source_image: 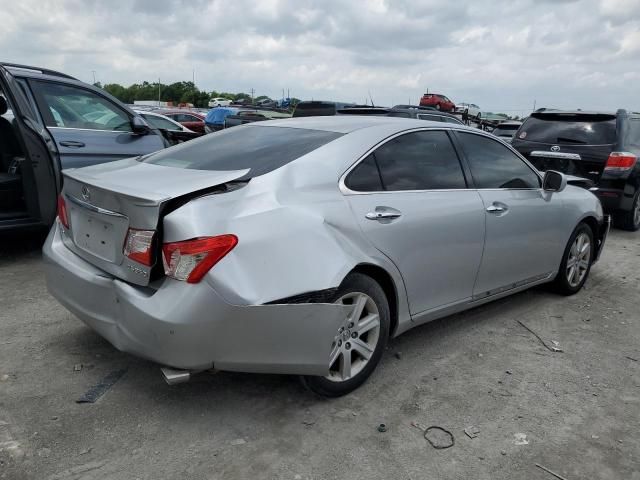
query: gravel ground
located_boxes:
[0,229,639,480]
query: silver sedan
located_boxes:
[43,116,609,396]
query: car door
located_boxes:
[343,129,486,316]
[453,131,566,299]
[29,80,164,169]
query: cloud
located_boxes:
[1,0,638,115]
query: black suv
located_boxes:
[512,109,640,230]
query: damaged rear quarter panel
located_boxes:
[161,131,411,335]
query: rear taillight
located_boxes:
[162,235,238,284]
[605,152,637,173]
[124,228,156,266]
[57,195,69,229]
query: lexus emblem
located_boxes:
[550,145,561,152]
[81,185,91,201]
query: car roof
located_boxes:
[252,115,476,134]
[534,108,617,116]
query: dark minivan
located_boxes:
[512,109,640,230]
[0,63,168,232]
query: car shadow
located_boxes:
[0,229,48,264]
[55,286,558,407]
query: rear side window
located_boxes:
[346,130,466,191]
[457,132,540,189]
[345,155,383,191]
[518,114,616,144]
[141,125,342,177]
[628,118,640,148]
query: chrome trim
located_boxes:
[49,126,135,134]
[338,126,543,195]
[530,151,582,160]
[65,194,128,218]
[471,271,554,301]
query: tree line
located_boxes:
[94,81,297,108]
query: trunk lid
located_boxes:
[61,158,248,286]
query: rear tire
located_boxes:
[613,190,640,231]
[301,273,390,397]
[551,223,594,295]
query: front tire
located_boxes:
[551,223,594,295]
[301,273,390,397]
[614,189,640,231]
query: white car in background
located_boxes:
[208,97,232,107]
[455,103,481,119]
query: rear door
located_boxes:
[343,129,486,316]
[454,131,566,299]
[29,80,165,169]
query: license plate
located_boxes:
[73,212,116,262]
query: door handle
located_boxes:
[486,203,508,214]
[486,205,504,213]
[365,211,402,220]
[59,140,86,148]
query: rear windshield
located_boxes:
[387,111,412,118]
[519,114,616,144]
[293,102,337,117]
[141,125,342,177]
[493,125,519,135]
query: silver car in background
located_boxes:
[44,117,609,396]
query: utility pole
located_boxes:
[91,70,96,84]
[250,88,255,104]
[533,99,537,111]
[158,78,161,106]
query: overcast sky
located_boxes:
[2,0,639,115]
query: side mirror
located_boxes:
[543,170,567,192]
[131,116,150,135]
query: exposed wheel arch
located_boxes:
[580,216,598,237]
[349,264,398,337]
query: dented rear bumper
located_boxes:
[43,223,350,375]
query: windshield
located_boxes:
[140,125,342,177]
[518,114,616,144]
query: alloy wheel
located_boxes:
[566,232,591,287]
[325,292,381,382]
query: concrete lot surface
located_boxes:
[0,229,639,479]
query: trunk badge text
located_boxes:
[550,145,561,152]
[127,264,148,277]
[81,185,91,201]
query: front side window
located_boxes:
[457,132,541,189]
[34,81,131,131]
[346,130,467,191]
